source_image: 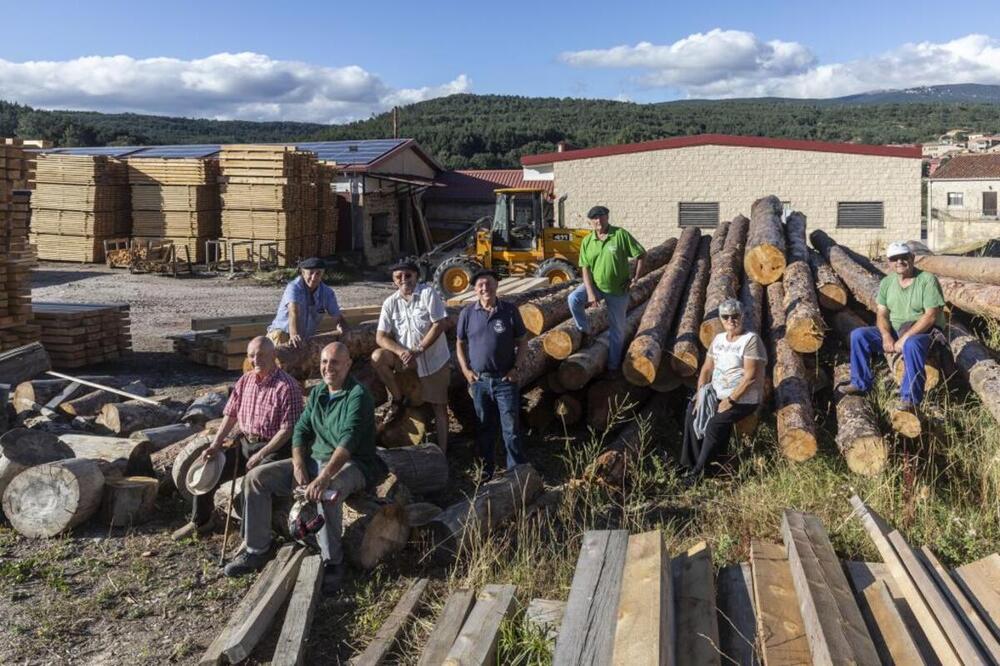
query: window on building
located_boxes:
[836,202,884,229]
[947,192,964,207]
[371,212,391,246]
[678,202,719,228]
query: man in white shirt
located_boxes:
[372,258,452,452]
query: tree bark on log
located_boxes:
[59,433,155,478]
[700,215,749,347]
[739,276,766,336]
[933,274,1000,321]
[809,250,848,311]
[181,390,229,427]
[378,405,429,448]
[745,196,787,285]
[557,304,646,390]
[784,211,810,263]
[376,443,448,495]
[96,400,178,436]
[99,476,158,526]
[913,253,1000,286]
[151,419,223,480]
[588,393,667,488]
[168,430,216,501]
[519,285,578,336]
[810,230,881,312]
[833,363,887,477]
[61,389,121,417]
[782,261,826,353]
[0,428,74,503]
[709,219,730,257]
[426,464,543,561]
[587,376,650,432]
[130,423,201,451]
[0,343,51,388]
[766,282,818,462]
[624,227,702,385]
[12,376,116,414]
[944,319,1000,426]
[2,458,105,538]
[669,237,712,376]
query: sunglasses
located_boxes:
[721,314,741,321]
[889,255,912,263]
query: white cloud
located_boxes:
[0,52,470,123]
[560,30,1000,99]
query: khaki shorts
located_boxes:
[385,353,451,405]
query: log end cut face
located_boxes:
[3,459,105,538]
[669,350,700,377]
[816,284,849,311]
[779,428,818,462]
[844,436,888,477]
[699,319,724,350]
[744,246,786,285]
[890,409,922,439]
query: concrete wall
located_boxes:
[928,178,1000,250]
[549,144,922,257]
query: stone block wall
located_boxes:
[360,189,399,265]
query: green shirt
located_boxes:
[877,270,946,331]
[292,376,385,485]
[578,225,646,295]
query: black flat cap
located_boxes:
[388,258,419,273]
[471,268,500,284]
[587,205,610,219]
[298,257,325,270]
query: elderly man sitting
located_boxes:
[224,342,386,596]
[268,257,347,348]
[172,336,303,540]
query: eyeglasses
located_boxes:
[889,255,912,263]
[720,314,741,321]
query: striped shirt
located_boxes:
[223,368,304,440]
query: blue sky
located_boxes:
[4,0,1000,123]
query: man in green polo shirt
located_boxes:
[567,205,646,375]
[225,342,386,595]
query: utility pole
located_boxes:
[392,106,399,138]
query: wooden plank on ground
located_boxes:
[672,541,720,666]
[862,579,927,665]
[352,578,430,666]
[553,530,629,666]
[750,540,811,666]
[271,553,323,666]
[612,530,675,666]
[716,563,758,666]
[417,588,476,666]
[443,583,516,666]
[920,547,1000,660]
[954,553,1000,649]
[525,599,566,643]
[781,510,880,665]
[44,381,80,410]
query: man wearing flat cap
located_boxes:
[844,241,945,412]
[372,258,452,452]
[568,205,646,376]
[268,257,347,348]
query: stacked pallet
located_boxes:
[31,154,130,262]
[127,157,220,263]
[219,145,321,266]
[32,302,131,368]
[0,140,37,351]
[316,162,338,256]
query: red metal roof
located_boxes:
[430,169,554,200]
[521,133,923,166]
[929,154,1000,179]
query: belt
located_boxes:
[477,372,505,379]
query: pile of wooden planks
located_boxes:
[126,157,221,264]
[0,140,37,351]
[219,145,321,266]
[32,302,131,368]
[30,154,131,262]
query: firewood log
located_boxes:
[931,273,1000,321]
[0,428,74,502]
[669,237,712,376]
[13,376,115,414]
[943,319,1000,427]
[557,303,646,390]
[519,285,578,335]
[181,390,228,427]
[745,196,786,285]
[913,253,1000,286]
[624,227,702,385]
[700,214,749,347]
[766,282,817,461]
[709,219,730,257]
[810,230,881,312]
[2,458,105,537]
[100,476,158,526]
[130,423,200,451]
[169,433,214,502]
[832,364,887,476]
[59,433,155,478]
[809,250,848,311]
[376,443,448,495]
[782,261,825,353]
[61,389,121,417]
[0,343,50,389]
[784,211,810,263]
[96,400,178,435]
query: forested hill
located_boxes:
[5,92,1000,169]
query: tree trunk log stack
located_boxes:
[832,363,887,476]
[587,376,650,433]
[809,250,849,311]
[745,196,787,285]
[943,319,1000,426]
[781,212,825,353]
[558,304,646,391]
[588,393,669,488]
[624,228,702,386]
[810,230,881,312]
[668,237,712,377]
[913,253,1000,286]
[519,285,577,336]
[96,400,178,436]
[12,375,116,415]
[709,219,730,257]
[700,215,749,347]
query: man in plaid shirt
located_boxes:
[172,336,304,540]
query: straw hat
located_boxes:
[185,449,226,495]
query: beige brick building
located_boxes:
[521,134,922,256]
[927,154,1000,250]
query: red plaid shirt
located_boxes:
[223,368,304,440]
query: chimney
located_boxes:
[556,141,570,153]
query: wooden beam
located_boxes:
[443,583,516,666]
[271,553,324,666]
[750,540,811,666]
[417,588,476,666]
[953,553,1000,649]
[862,580,926,665]
[0,343,51,387]
[716,563,758,666]
[672,541,720,666]
[553,530,629,665]
[525,599,566,643]
[44,381,81,410]
[352,577,430,665]
[919,547,1000,660]
[612,530,675,665]
[45,371,161,406]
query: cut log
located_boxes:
[522,385,555,431]
[376,443,448,495]
[913,252,1000,286]
[700,214,749,347]
[59,433,155,478]
[99,476,158,526]
[587,376,650,432]
[427,464,543,561]
[669,236,712,377]
[624,227,702,385]
[781,261,825,353]
[783,211,810,264]
[2,458,105,537]
[181,390,229,427]
[809,250,849,311]
[935,273,1000,320]
[61,389,121,417]
[170,434,214,501]
[96,400,178,435]
[553,392,583,426]
[0,343,51,388]
[745,196,786,285]
[766,283,818,461]
[11,376,113,414]
[810,229,881,312]
[378,405,429,448]
[944,319,1000,426]
[129,423,200,451]
[833,364,887,477]
[709,219,730,257]
[612,530,675,666]
[0,428,74,502]
[558,303,647,390]
[341,476,414,570]
[519,284,579,335]
[738,275,766,337]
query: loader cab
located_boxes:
[490,188,552,251]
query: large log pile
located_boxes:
[700,215,749,347]
[913,253,1000,286]
[781,213,825,353]
[766,282,817,462]
[668,237,712,377]
[745,196,786,285]
[809,250,848,311]
[557,304,646,390]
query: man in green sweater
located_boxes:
[224,342,386,595]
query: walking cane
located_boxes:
[218,439,243,567]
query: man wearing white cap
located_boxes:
[843,241,945,411]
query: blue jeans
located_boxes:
[471,375,527,476]
[850,326,931,404]
[568,283,630,371]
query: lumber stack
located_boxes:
[219,145,320,266]
[31,302,131,368]
[0,140,37,351]
[126,157,221,263]
[30,153,130,262]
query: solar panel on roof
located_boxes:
[294,139,407,165]
[44,146,145,158]
[130,145,221,159]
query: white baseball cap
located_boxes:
[886,241,911,259]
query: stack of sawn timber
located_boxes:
[0,139,37,351]
[219,145,320,266]
[30,153,130,262]
[126,156,221,263]
[32,302,131,368]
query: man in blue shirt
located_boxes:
[268,257,347,348]
[456,269,530,480]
